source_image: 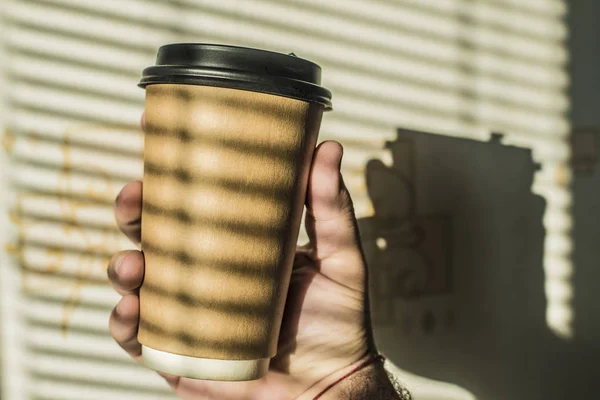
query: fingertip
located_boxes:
[307,141,348,213]
[305,140,361,261]
[115,181,143,244]
[115,180,143,210]
[107,250,145,296]
[314,141,344,171]
[116,251,145,292]
[110,294,139,340]
[110,294,142,359]
[115,294,139,319]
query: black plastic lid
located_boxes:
[139,43,332,110]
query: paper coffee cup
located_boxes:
[137,43,332,381]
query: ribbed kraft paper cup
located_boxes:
[137,43,332,381]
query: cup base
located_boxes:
[141,345,270,381]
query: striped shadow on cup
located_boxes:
[139,84,323,361]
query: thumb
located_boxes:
[305,141,363,263]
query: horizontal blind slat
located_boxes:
[5,0,173,51]
[18,219,131,254]
[9,82,141,125]
[24,296,114,333]
[9,53,144,103]
[22,280,118,311]
[6,26,149,76]
[37,0,180,27]
[10,135,143,181]
[26,325,138,363]
[20,245,113,281]
[29,379,175,400]
[25,352,173,392]
[16,196,117,229]
[10,163,129,203]
[10,112,143,154]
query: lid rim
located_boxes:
[140,43,332,110]
[139,66,332,109]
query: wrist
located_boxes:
[320,360,406,400]
[297,354,408,400]
[296,353,377,400]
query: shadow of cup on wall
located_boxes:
[357,128,555,399]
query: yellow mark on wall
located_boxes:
[2,128,15,154]
[8,209,22,225]
[45,247,65,274]
[4,124,142,334]
[4,242,19,255]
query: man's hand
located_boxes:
[108,137,401,399]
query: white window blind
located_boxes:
[0,1,570,399]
